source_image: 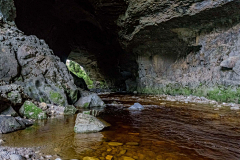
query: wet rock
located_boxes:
[122,156,134,160]
[128,103,144,110]
[83,110,101,117]
[15,117,34,126]
[108,142,123,146]
[106,155,113,160]
[74,113,110,133]
[64,105,77,115]
[9,154,26,160]
[0,116,25,134]
[83,157,99,160]
[126,142,139,146]
[119,150,127,155]
[19,101,47,119]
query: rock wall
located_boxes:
[116,0,240,103]
[0,23,79,106]
[3,0,240,103]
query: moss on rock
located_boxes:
[19,101,47,119]
[49,91,65,106]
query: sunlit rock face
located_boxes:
[6,0,240,102]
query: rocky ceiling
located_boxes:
[13,0,132,89]
[13,0,240,91]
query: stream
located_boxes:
[1,93,240,160]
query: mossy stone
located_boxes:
[64,105,77,115]
[19,101,47,119]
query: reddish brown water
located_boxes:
[1,93,240,160]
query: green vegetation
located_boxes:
[137,84,240,103]
[66,60,93,88]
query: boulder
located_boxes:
[19,101,47,119]
[75,91,105,108]
[0,116,25,134]
[220,56,240,69]
[0,25,79,106]
[74,113,110,133]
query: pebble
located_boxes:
[106,155,113,160]
[122,156,135,160]
[108,142,123,146]
[83,157,99,160]
[126,142,139,146]
[119,150,127,155]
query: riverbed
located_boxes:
[1,93,240,160]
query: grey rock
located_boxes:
[75,91,105,108]
[128,103,144,110]
[9,154,26,160]
[0,116,25,134]
[74,113,110,133]
[1,106,18,117]
[0,26,79,107]
[64,105,77,115]
[15,117,34,126]
[0,85,25,106]
[220,56,240,69]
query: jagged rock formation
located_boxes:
[2,0,240,103]
[0,24,79,106]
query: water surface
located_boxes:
[1,93,240,160]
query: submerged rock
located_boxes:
[83,157,99,160]
[19,101,47,119]
[74,113,110,133]
[128,103,144,110]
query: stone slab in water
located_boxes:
[74,113,110,133]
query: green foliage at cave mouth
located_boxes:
[66,60,93,89]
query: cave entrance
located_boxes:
[66,59,93,90]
